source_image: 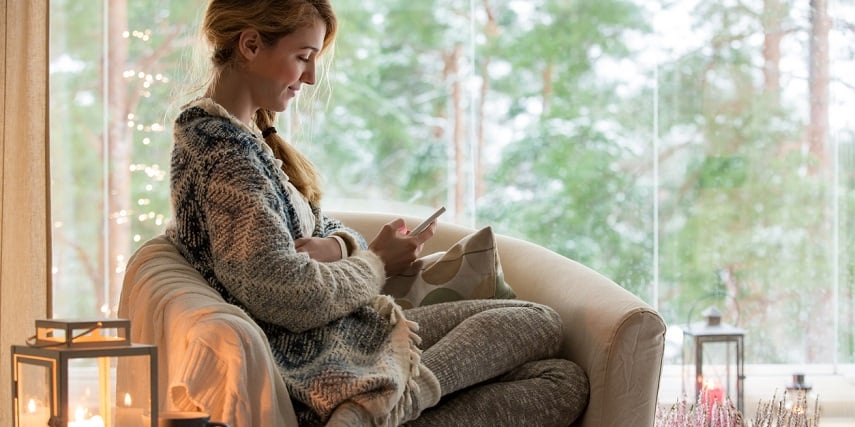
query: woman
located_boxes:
[166,0,588,425]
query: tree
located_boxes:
[106,0,131,318]
[477,0,652,296]
[808,0,830,171]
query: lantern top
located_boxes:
[787,373,812,391]
[683,306,745,337]
[703,306,722,326]
[34,318,131,348]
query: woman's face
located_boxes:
[244,20,326,112]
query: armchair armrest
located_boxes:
[496,235,666,427]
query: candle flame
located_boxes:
[27,398,36,414]
[75,406,87,421]
[124,392,132,407]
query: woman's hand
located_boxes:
[295,237,343,262]
[368,218,436,276]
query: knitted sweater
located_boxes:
[165,98,439,426]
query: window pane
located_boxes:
[49,0,199,318]
[296,0,476,221]
[50,0,107,318]
[49,0,854,413]
[648,0,853,366]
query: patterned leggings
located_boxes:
[403,299,589,427]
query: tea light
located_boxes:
[67,406,105,427]
[115,393,144,427]
[18,398,50,427]
[702,379,725,414]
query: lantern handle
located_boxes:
[685,291,741,329]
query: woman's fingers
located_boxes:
[410,220,436,245]
[370,218,434,276]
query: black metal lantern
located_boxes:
[682,306,746,414]
[11,319,157,427]
[785,373,818,416]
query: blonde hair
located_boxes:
[201,0,337,204]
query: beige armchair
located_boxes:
[334,212,667,427]
[120,211,666,427]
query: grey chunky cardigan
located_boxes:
[165,98,439,426]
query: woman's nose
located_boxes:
[301,62,316,85]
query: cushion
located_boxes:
[383,226,515,309]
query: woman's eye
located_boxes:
[299,56,310,63]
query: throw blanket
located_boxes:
[118,235,298,427]
[163,98,440,425]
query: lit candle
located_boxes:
[19,398,50,427]
[701,379,725,414]
[115,393,144,427]
[67,406,106,427]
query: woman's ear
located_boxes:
[237,29,261,60]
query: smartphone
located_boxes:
[408,206,446,236]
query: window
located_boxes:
[50,0,854,415]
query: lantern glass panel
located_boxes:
[115,354,155,427]
[14,358,53,427]
[697,340,740,403]
[65,355,154,426]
